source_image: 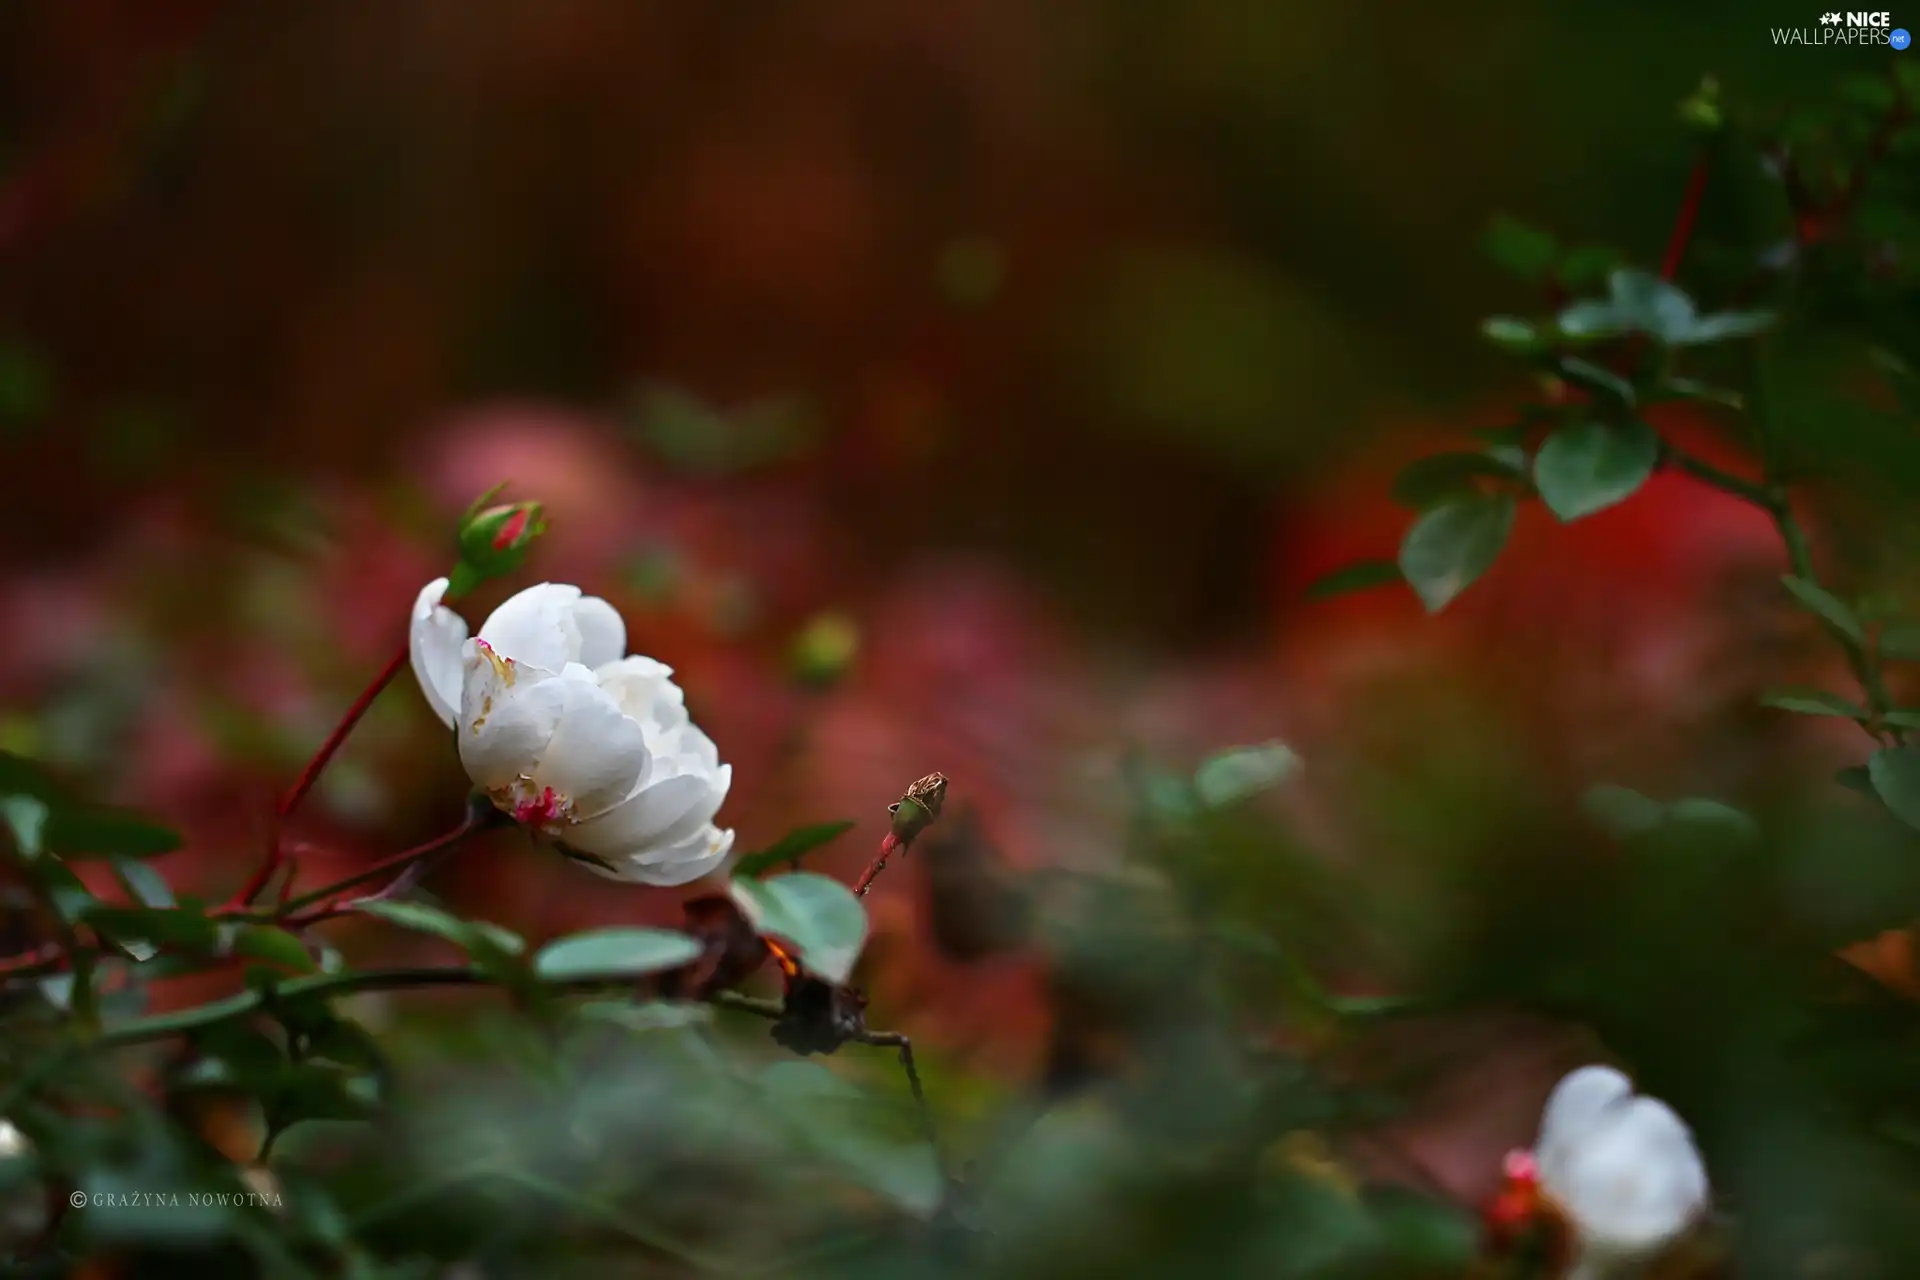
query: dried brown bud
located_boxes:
[888,772,948,844]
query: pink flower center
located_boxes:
[1502,1148,1539,1184]
[513,786,564,828]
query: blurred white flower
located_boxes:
[1536,1065,1709,1279]
[409,578,734,885]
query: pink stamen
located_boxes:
[1502,1148,1539,1184]
[513,786,562,827]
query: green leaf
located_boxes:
[1677,311,1775,345]
[180,1023,285,1090]
[731,820,858,879]
[300,1018,386,1072]
[1608,269,1697,344]
[113,859,174,909]
[0,752,182,860]
[1479,316,1544,351]
[1665,798,1761,842]
[1555,270,1700,344]
[1869,746,1920,830]
[1304,559,1402,601]
[1781,576,1865,643]
[1555,300,1626,341]
[35,858,97,924]
[50,806,182,859]
[729,873,870,985]
[1556,356,1635,406]
[532,927,704,981]
[231,926,318,973]
[1582,785,1759,844]
[84,904,220,952]
[1388,451,1522,510]
[574,1001,715,1034]
[1481,215,1558,282]
[1555,246,1623,290]
[1879,621,1920,661]
[1581,784,1667,839]
[0,795,48,859]
[355,899,524,956]
[1533,419,1658,521]
[1760,688,1869,718]
[1652,377,1744,410]
[272,1061,384,1127]
[1396,493,1515,614]
[1193,741,1300,808]
[1882,710,1920,730]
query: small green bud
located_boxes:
[1678,76,1722,134]
[888,772,948,844]
[789,611,860,688]
[449,485,546,600]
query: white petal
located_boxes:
[408,578,468,729]
[533,679,650,818]
[1538,1065,1634,1190]
[570,595,627,669]
[477,583,584,672]
[457,640,567,789]
[565,767,730,858]
[1553,1097,1707,1256]
[589,824,734,887]
[596,655,682,725]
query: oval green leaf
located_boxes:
[1397,493,1515,614]
[1760,688,1868,718]
[729,872,869,985]
[532,927,703,981]
[355,899,525,960]
[1533,419,1659,521]
[1304,559,1402,601]
[1194,741,1300,808]
[232,925,319,973]
[1781,576,1864,644]
[1389,451,1522,511]
[1869,746,1920,830]
[731,820,858,879]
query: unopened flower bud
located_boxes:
[889,772,947,844]
[447,485,547,599]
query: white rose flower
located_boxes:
[1536,1064,1710,1280]
[409,578,734,886]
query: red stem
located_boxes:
[228,642,410,909]
[0,942,66,979]
[853,833,901,898]
[270,819,482,926]
[1660,154,1711,282]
